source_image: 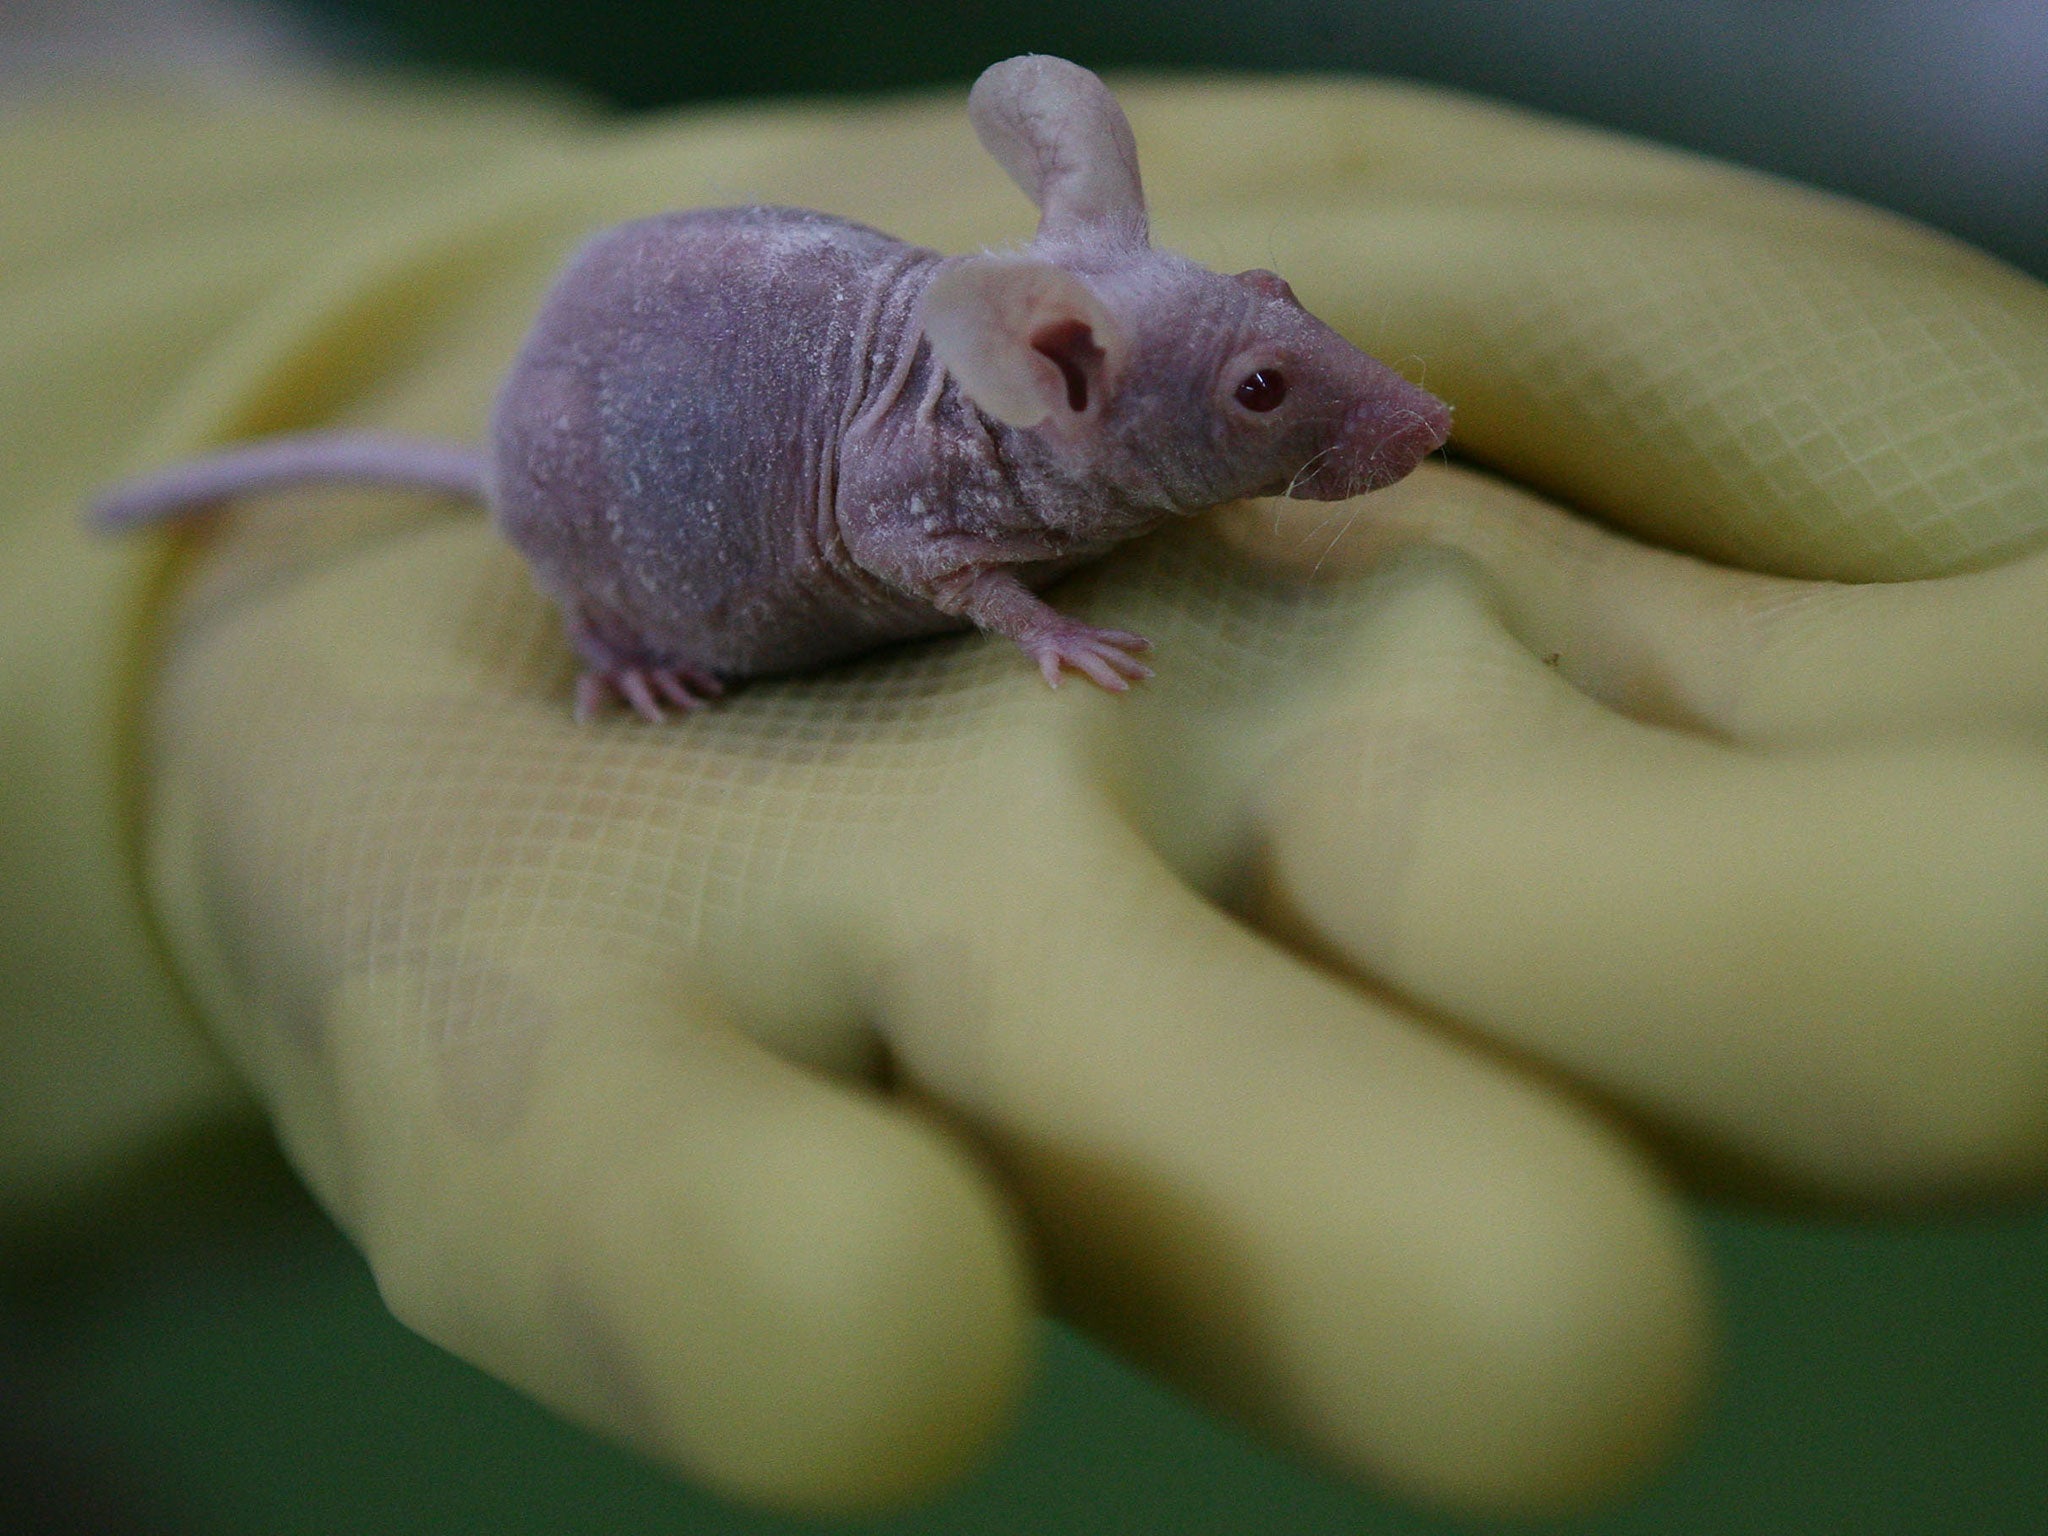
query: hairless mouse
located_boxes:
[96,55,1451,721]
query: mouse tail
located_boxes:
[92,432,491,529]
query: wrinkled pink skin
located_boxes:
[93,56,1451,721]
[494,213,1448,716]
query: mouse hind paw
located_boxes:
[565,612,726,722]
[573,663,726,723]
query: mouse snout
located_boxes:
[1284,382,1451,500]
[1363,386,1453,486]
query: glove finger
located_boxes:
[1249,549,2048,1201]
[868,802,1710,1519]
[1215,465,2048,748]
[315,940,1034,1515]
[162,919,1035,1514]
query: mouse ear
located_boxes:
[920,255,1127,429]
[969,55,1148,249]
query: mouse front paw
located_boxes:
[1021,619,1155,692]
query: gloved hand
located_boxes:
[30,74,2048,1520]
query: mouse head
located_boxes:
[920,55,1452,509]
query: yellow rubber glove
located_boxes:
[10,71,2048,1521]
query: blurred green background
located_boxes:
[6,3,2048,1532]
[300,0,2048,279]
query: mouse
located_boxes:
[95,54,1452,721]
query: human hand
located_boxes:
[126,76,2048,1519]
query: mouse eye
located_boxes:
[1233,368,1288,412]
